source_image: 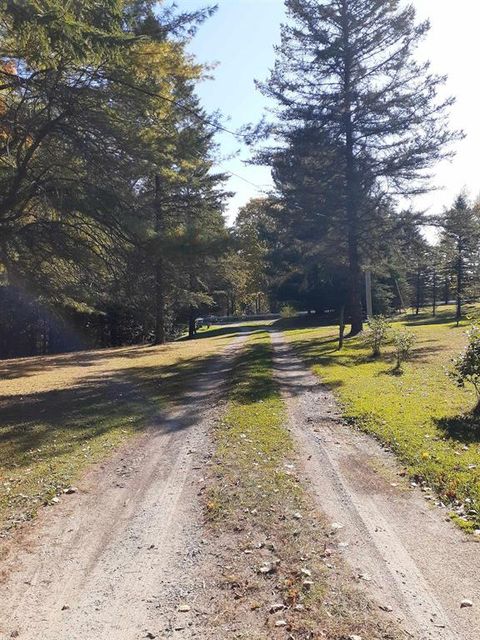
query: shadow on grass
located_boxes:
[230,340,276,405]
[375,344,444,376]
[286,334,380,371]
[403,314,457,327]
[378,366,404,377]
[178,324,267,342]
[0,347,235,470]
[0,344,168,382]
[0,324,255,382]
[404,306,477,328]
[435,413,480,444]
[409,343,444,362]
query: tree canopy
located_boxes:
[0,0,231,354]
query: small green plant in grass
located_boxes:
[392,329,417,371]
[280,304,297,319]
[449,323,480,413]
[364,315,390,357]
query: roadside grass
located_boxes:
[282,305,480,531]
[204,331,399,639]
[0,327,242,537]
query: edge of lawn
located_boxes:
[280,311,480,534]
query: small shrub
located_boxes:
[280,304,297,319]
[392,329,416,371]
[364,315,390,356]
[449,323,480,413]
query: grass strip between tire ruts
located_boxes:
[204,330,400,640]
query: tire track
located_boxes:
[271,329,480,640]
[0,332,249,640]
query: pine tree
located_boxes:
[259,0,460,334]
[0,1,228,352]
[438,195,480,325]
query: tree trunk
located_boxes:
[154,174,166,344]
[456,258,462,327]
[415,268,421,315]
[188,272,197,340]
[432,268,437,317]
[188,307,196,339]
[338,304,346,350]
[394,278,405,312]
[341,1,363,336]
[348,238,363,334]
[42,316,49,355]
[444,277,450,306]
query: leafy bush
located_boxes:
[364,315,390,356]
[450,324,480,413]
[392,329,416,371]
[280,304,297,319]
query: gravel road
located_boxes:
[0,334,248,640]
[271,329,480,640]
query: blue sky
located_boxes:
[183,0,285,221]
[183,0,480,223]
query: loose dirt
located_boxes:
[271,329,480,640]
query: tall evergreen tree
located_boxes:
[438,195,480,325]
[258,0,460,333]
[0,0,229,354]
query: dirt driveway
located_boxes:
[0,334,248,640]
[271,329,480,640]
[1,327,479,640]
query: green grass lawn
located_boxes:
[282,306,480,531]
[0,325,245,537]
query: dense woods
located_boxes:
[0,0,476,358]
[0,0,235,355]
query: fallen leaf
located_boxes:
[460,599,473,608]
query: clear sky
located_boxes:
[183,0,480,223]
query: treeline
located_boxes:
[410,195,480,323]
[233,192,480,327]
[0,0,471,358]
[0,0,268,357]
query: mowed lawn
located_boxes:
[282,307,480,531]
[0,326,242,536]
